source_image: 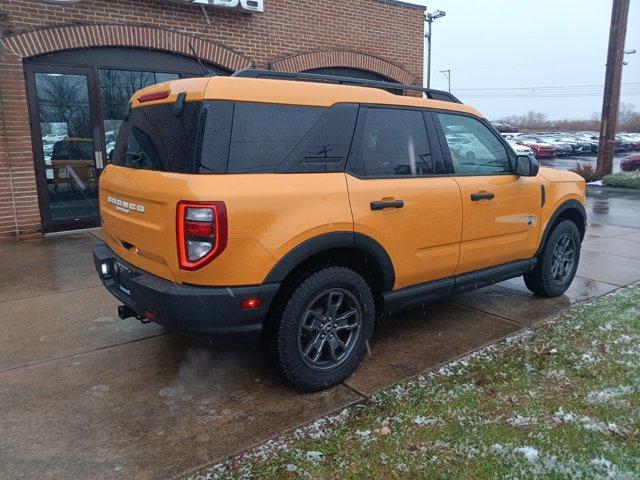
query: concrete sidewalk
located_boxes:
[1,191,639,479]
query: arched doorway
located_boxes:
[24,47,230,232]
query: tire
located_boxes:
[524,219,581,297]
[465,151,476,161]
[268,267,375,391]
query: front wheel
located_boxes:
[524,219,581,297]
[272,267,375,391]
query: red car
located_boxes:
[621,153,640,172]
[517,136,556,159]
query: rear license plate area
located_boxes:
[113,261,135,295]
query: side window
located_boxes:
[356,108,433,177]
[437,113,512,175]
[198,101,234,174]
[227,103,325,173]
[281,103,358,172]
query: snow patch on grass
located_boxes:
[413,415,443,427]
[506,414,537,427]
[586,386,635,405]
[513,446,540,462]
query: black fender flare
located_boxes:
[263,232,395,292]
[536,199,587,256]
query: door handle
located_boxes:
[370,200,404,210]
[470,192,495,201]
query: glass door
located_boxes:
[26,66,104,232]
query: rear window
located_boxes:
[111,102,202,173]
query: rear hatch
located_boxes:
[100,79,208,283]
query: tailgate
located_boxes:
[100,165,187,283]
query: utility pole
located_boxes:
[439,69,451,92]
[596,0,630,176]
[425,10,446,89]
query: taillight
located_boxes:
[177,201,227,271]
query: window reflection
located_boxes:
[36,73,98,221]
[438,113,511,175]
[99,69,180,159]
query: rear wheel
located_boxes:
[269,267,375,391]
[524,219,581,297]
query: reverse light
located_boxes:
[177,201,227,271]
[100,262,111,278]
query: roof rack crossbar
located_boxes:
[231,69,462,103]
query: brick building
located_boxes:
[0,0,425,238]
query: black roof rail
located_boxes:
[231,69,462,103]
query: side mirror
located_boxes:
[515,155,539,177]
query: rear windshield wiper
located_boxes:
[122,151,148,169]
[123,152,141,162]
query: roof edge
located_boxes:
[374,0,426,11]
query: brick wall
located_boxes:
[0,0,425,238]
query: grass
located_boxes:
[192,285,640,479]
[602,171,640,189]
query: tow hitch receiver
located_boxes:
[118,305,149,323]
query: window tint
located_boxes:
[99,69,180,160]
[357,108,432,177]
[198,101,234,174]
[437,113,511,175]
[227,103,325,173]
[111,103,201,173]
[280,103,358,172]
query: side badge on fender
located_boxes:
[527,215,536,226]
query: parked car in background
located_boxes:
[621,153,640,171]
[554,134,592,155]
[491,122,518,133]
[517,136,556,159]
[501,133,523,141]
[615,135,631,152]
[574,133,599,153]
[507,140,536,162]
[537,135,573,156]
[619,133,640,151]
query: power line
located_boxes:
[461,94,640,99]
[453,82,639,91]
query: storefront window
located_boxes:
[35,72,99,222]
[99,69,180,159]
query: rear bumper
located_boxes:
[93,244,279,334]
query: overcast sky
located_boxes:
[402,0,639,120]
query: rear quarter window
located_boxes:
[227,103,325,173]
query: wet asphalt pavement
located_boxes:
[541,152,626,173]
[0,188,639,479]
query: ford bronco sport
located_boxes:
[94,70,586,391]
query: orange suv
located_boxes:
[94,70,586,391]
